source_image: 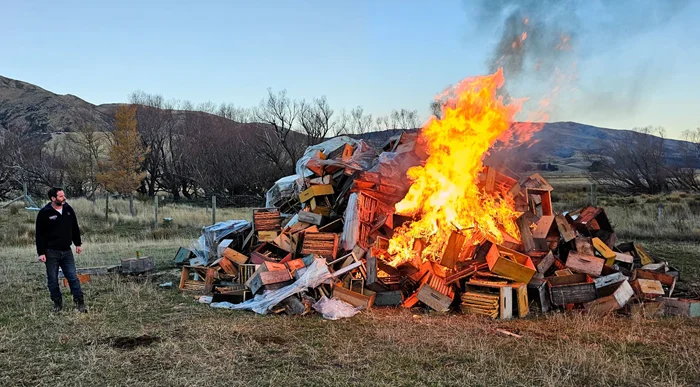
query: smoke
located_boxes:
[468,0,690,120]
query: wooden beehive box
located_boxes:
[584,280,634,316]
[120,256,155,274]
[547,273,596,306]
[253,208,281,231]
[463,280,513,319]
[565,251,605,277]
[486,245,536,284]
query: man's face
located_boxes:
[52,191,66,206]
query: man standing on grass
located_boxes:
[35,187,87,313]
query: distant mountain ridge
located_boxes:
[1,74,694,171]
[0,75,114,133]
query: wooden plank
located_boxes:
[485,167,497,192]
[440,231,466,269]
[555,214,576,242]
[565,251,605,277]
[514,283,528,318]
[527,278,550,312]
[532,215,556,251]
[516,215,536,252]
[535,251,556,274]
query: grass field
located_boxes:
[1,186,700,386]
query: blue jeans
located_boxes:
[45,249,83,303]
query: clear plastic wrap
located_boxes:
[341,193,359,251]
[210,257,332,314]
[265,174,302,208]
[295,136,359,178]
[349,140,378,171]
[189,220,251,265]
[312,296,362,320]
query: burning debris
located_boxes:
[174,70,697,319]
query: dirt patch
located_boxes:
[251,335,287,345]
[93,335,161,350]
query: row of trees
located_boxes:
[0,89,422,206]
[586,126,700,194]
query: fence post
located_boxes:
[212,195,217,225]
[657,203,663,223]
[154,196,159,229]
[590,183,597,206]
[105,194,109,221]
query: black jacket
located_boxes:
[35,203,82,256]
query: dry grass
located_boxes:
[0,198,252,248]
[2,194,700,386]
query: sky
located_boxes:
[2,0,699,139]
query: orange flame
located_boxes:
[386,69,529,267]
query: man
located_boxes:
[35,187,87,313]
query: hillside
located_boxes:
[1,74,695,172]
[0,75,113,133]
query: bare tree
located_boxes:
[129,91,177,196]
[586,126,669,194]
[430,100,443,120]
[667,128,700,191]
[216,102,252,123]
[63,125,104,200]
[339,106,373,135]
[252,89,304,174]
[299,96,341,146]
[391,108,420,129]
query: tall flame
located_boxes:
[386,69,529,267]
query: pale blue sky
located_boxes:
[2,0,699,138]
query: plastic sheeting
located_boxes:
[189,220,251,265]
[312,296,362,320]
[210,257,332,314]
[265,174,302,209]
[295,136,359,178]
[348,140,378,171]
[341,193,359,252]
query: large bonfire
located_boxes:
[386,68,532,267]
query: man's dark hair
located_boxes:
[47,187,63,200]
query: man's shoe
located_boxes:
[75,299,88,313]
[52,300,62,313]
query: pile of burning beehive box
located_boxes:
[174,134,699,318]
